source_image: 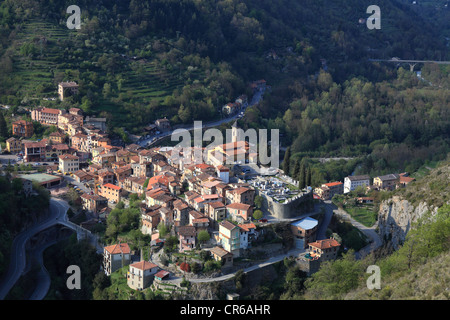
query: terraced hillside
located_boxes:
[10,19,71,99]
[121,59,186,103]
[3,17,218,133]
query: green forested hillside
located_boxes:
[0,175,50,279]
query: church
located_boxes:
[206,121,258,167]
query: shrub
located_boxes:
[179,262,191,273]
[203,260,221,273]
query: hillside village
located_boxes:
[0,80,422,297]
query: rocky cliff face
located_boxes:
[377,196,438,250]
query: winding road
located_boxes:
[28,239,60,300]
[136,88,265,148]
[333,205,382,260]
[0,198,69,300]
[320,200,382,259]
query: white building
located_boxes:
[127,260,159,290]
[344,175,370,193]
[239,228,249,250]
[103,243,131,276]
[216,165,230,183]
[58,154,79,173]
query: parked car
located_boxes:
[258,218,268,223]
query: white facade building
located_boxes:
[344,175,370,193]
[58,154,79,173]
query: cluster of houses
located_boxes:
[4,79,345,291]
[96,138,263,290]
[289,216,341,274]
[33,117,261,290]
[5,89,267,292]
[221,94,248,116]
[314,173,415,200]
[220,79,267,116]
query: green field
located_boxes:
[342,204,377,227]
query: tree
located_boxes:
[203,260,221,273]
[116,201,125,209]
[143,178,150,189]
[80,97,92,113]
[105,223,118,238]
[179,262,191,273]
[284,265,307,295]
[178,104,192,123]
[303,250,363,299]
[93,271,110,291]
[190,262,202,274]
[317,70,333,91]
[197,230,210,243]
[158,222,168,237]
[306,166,312,187]
[0,111,7,138]
[253,209,263,221]
[298,161,306,189]
[254,195,264,209]
[164,235,178,253]
[292,160,300,179]
[282,147,291,175]
[103,83,112,98]
[66,208,75,219]
[200,249,211,262]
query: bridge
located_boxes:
[57,219,103,253]
[368,58,450,71]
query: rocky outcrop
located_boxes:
[377,196,438,250]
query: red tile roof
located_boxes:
[195,163,214,170]
[130,260,158,270]
[400,176,415,183]
[238,223,256,232]
[147,175,169,190]
[210,246,233,258]
[155,270,170,279]
[226,203,251,211]
[24,141,46,148]
[178,225,197,237]
[41,107,61,114]
[324,182,343,187]
[220,220,239,231]
[104,243,130,254]
[209,201,225,209]
[309,238,340,250]
[59,154,79,160]
[216,165,230,172]
[103,183,121,191]
[232,186,251,194]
